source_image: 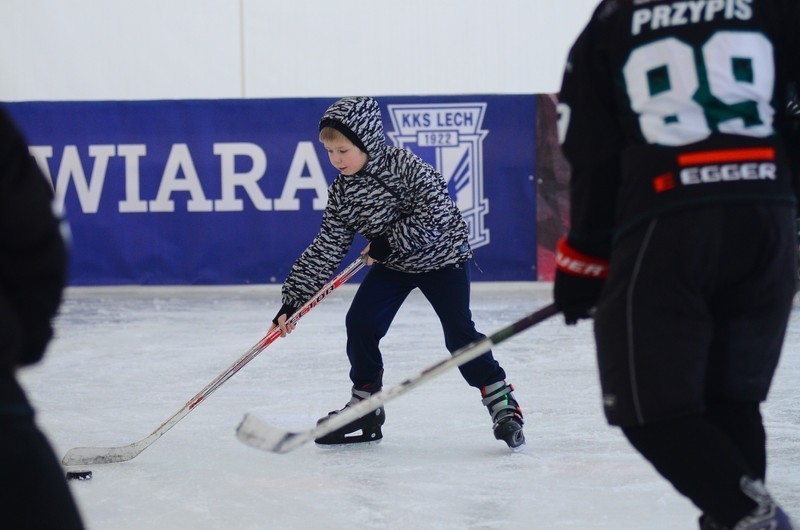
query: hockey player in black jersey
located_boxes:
[0,107,85,528]
[269,97,524,449]
[554,0,798,528]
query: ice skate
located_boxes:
[314,388,385,445]
[481,381,525,449]
[731,504,796,530]
[730,478,796,530]
[699,478,798,530]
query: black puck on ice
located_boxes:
[66,470,92,481]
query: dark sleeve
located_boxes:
[557,13,623,257]
[0,107,68,367]
[783,0,800,88]
[778,0,800,202]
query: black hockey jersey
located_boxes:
[279,97,472,308]
[558,0,800,256]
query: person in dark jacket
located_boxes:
[553,0,798,528]
[0,106,84,528]
[271,96,524,449]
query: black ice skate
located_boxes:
[481,381,525,449]
[699,477,797,529]
[314,388,386,445]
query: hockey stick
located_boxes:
[61,257,366,466]
[236,302,559,454]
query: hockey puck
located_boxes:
[65,470,92,481]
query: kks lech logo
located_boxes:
[386,102,490,249]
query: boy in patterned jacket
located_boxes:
[270,96,524,449]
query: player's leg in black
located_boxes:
[621,416,759,527]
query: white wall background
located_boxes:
[0,0,600,102]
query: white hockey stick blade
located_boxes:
[62,408,189,465]
[236,413,299,454]
[236,303,558,454]
[62,439,153,466]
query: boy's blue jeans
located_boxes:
[345,262,506,391]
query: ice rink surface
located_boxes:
[18,280,800,529]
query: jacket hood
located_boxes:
[319,97,388,164]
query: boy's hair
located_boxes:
[319,120,368,153]
[319,126,346,143]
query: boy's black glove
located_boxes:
[553,237,609,325]
[272,302,299,326]
[368,235,392,262]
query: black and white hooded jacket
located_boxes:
[279,96,472,308]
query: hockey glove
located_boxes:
[553,237,609,325]
[367,235,392,262]
[272,302,299,327]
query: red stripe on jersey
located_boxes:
[678,147,775,166]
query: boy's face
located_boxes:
[322,137,368,175]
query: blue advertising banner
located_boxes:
[5,96,537,285]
